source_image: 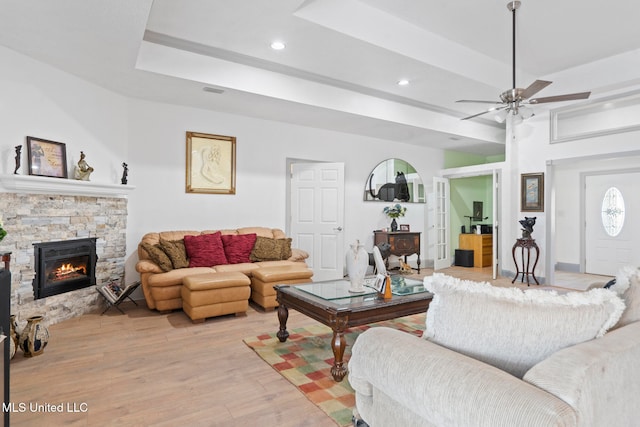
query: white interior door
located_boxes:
[585,172,639,275]
[433,177,450,270]
[290,162,345,281]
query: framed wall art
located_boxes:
[473,201,484,220]
[26,136,68,178]
[185,132,236,194]
[521,173,544,212]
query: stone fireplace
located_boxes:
[0,178,131,326]
[32,238,98,299]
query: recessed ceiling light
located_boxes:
[397,79,410,86]
[270,41,286,50]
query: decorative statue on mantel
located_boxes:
[121,162,128,185]
[519,216,537,239]
[14,145,21,174]
[74,151,94,181]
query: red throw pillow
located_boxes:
[221,233,257,264]
[183,232,228,267]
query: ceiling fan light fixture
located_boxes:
[456,1,590,122]
[494,109,508,123]
[520,106,534,119]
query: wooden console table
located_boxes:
[374,231,421,273]
[511,238,539,285]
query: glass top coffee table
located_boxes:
[274,276,432,382]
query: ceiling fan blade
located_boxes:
[520,80,552,99]
[456,99,501,104]
[528,91,591,104]
[461,105,508,121]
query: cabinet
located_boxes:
[374,231,421,273]
[459,234,492,268]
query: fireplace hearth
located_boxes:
[33,238,98,299]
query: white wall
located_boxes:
[506,101,640,282]
[125,99,444,279]
[554,154,640,268]
[7,39,639,289]
[0,45,444,288]
[0,46,128,180]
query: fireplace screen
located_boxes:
[33,238,97,299]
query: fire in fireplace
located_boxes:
[33,238,98,299]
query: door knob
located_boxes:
[334,227,343,232]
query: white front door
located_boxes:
[432,177,450,270]
[585,172,639,275]
[290,162,345,281]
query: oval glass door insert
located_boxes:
[601,187,625,237]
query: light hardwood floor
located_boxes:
[8,267,598,426]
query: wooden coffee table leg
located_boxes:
[276,303,289,342]
[330,329,347,382]
[330,317,348,382]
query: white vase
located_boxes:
[346,240,368,293]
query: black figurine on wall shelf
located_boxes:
[14,145,21,174]
[121,162,128,185]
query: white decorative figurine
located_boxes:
[346,240,368,293]
[74,151,94,181]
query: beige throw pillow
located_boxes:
[141,242,173,272]
[423,273,625,378]
[159,238,189,269]
[250,236,292,262]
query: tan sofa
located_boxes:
[135,227,311,315]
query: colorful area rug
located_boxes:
[243,314,425,426]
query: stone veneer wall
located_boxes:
[0,192,127,327]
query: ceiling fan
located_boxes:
[457,1,591,121]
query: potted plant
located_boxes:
[383,204,406,231]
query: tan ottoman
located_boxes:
[181,272,251,323]
[251,264,313,310]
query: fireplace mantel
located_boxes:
[0,174,135,198]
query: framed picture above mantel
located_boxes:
[185,132,236,194]
[26,136,68,179]
[521,173,544,212]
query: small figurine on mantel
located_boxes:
[14,145,21,174]
[121,162,128,185]
[519,216,537,239]
[74,151,94,181]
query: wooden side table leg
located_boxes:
[511,243,519,283]
[276,304,289,342]
[525,247,532,286]
[531,244,540,285]
[520,246,526,283]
